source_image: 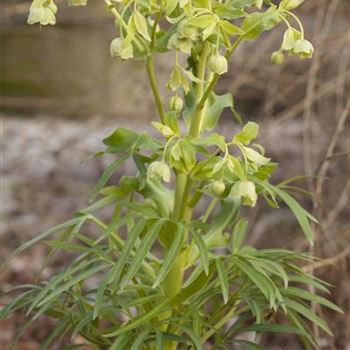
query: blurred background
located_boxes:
[1,0,349,349]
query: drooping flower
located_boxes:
[28,0,57,26]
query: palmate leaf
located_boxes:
[255,179,316,245]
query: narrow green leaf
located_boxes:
[89,153,129,201]
[131,330,149,350]
[244,323,306,335]
[92,273,110,320]
[182,325,203,350]
[79,193,119,214]
[3,217,84,268]
[105,301,171,337]
[0,290,33,321]
[284,298,333,336]
[256,180,316,245]
[110,218,148,290]
[192,232,209,275]
[153,224,185,288]
[232,217,248,253]
[155,331,164,350]
[28,258,99,315]
[234,340,265,350]
[215,258,229,304]
[285,287,343,313]
[120,219,164,288]
[233,258,273,303]
[274,187,315,245]
[110,333,132,350]
[40,317,71,350]
[37,264,106,307]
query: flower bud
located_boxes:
[208,54,228,75]
[212,180,225,195]
[169,95,183,112]
[271,51,284,65]
[148,161,171,183]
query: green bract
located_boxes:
[280,0,305,11]
[6,1,340,350]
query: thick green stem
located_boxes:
[189,42,211,137]
[164,42,212,301]
[146,56,166,124]
[160,37,244,350]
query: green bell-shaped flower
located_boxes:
[148,161,171,183]
[28,0,57,26]
[177,21,198,41]
[169,95,183,112]
[27,7,55,26]
[230,181,257,207]
[208,54,228,75]
[110,38,134,59]
[293,38,314,59]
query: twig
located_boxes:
[303,246,350,272]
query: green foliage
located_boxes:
[1,0,340,349]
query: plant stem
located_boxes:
[202,198,218,223]
[189,42,211,137]
[146,56,166,124]
[164,42,213,300]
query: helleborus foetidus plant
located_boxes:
[1,0,341,349]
